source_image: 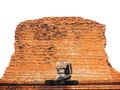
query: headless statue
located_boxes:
[45,61,78,85]
[56,61,72,81]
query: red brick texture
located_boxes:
[1,85,120,89]
[1,17,120,84]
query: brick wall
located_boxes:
[1,17,120,84]
[1,84,120,89]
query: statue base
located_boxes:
[45,80,79,85]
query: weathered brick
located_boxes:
[1,17,120,84]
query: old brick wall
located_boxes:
[1,84,120,89]
[1,17,120,84]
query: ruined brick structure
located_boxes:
[1,17,120,84]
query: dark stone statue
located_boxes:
[45,61,79,85]
[56,61,72,81]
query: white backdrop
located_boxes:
[0,0,120,78]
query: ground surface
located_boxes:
[0,83,120,90]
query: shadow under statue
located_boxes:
[45,61,79,85]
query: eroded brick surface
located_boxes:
[1,85,120,90]
[1,17,120,84]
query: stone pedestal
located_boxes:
[1,17,120,85]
